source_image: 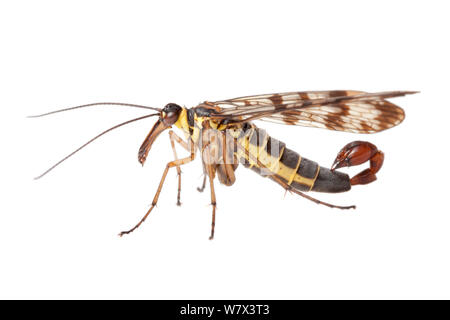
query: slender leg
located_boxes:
[197,143,211,193]
[197,175,207,192]
[169,130,189,205]
[119,140,195,237]
[204,163,217,240]
[272,176,355,209]
[169,130,189,150]
[207,170,217,240]
[200,124,218,240]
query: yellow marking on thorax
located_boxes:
[191,123,201,144]
[174,108,191,139]
[189,114,225,145]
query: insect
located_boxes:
[32,90,416,239]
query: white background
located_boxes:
[1,1,449,299]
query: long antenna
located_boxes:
[34,113,160,180]
[28,102,161,118]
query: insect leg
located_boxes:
[271,176,355,209]
[119,140,195,237]
[200,123,218,240]
[197,160,207,192]
[204,163,217,240]
[168,130,190,205]
[197,175,207,192]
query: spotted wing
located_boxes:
[207,90,414,133]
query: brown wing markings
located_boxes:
[220,90,364,103]
[275,105,402,131]
[207,90,415,134]
[272,111,356,131]
[268,94,284,109]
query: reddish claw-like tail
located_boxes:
[331,141,384,186]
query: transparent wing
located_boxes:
[207,90,415,133]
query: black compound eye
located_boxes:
[163,111,178,125]
[161,103,182,125]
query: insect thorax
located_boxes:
[174,106,233,144]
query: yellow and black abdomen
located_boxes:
[230,124,351,193]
